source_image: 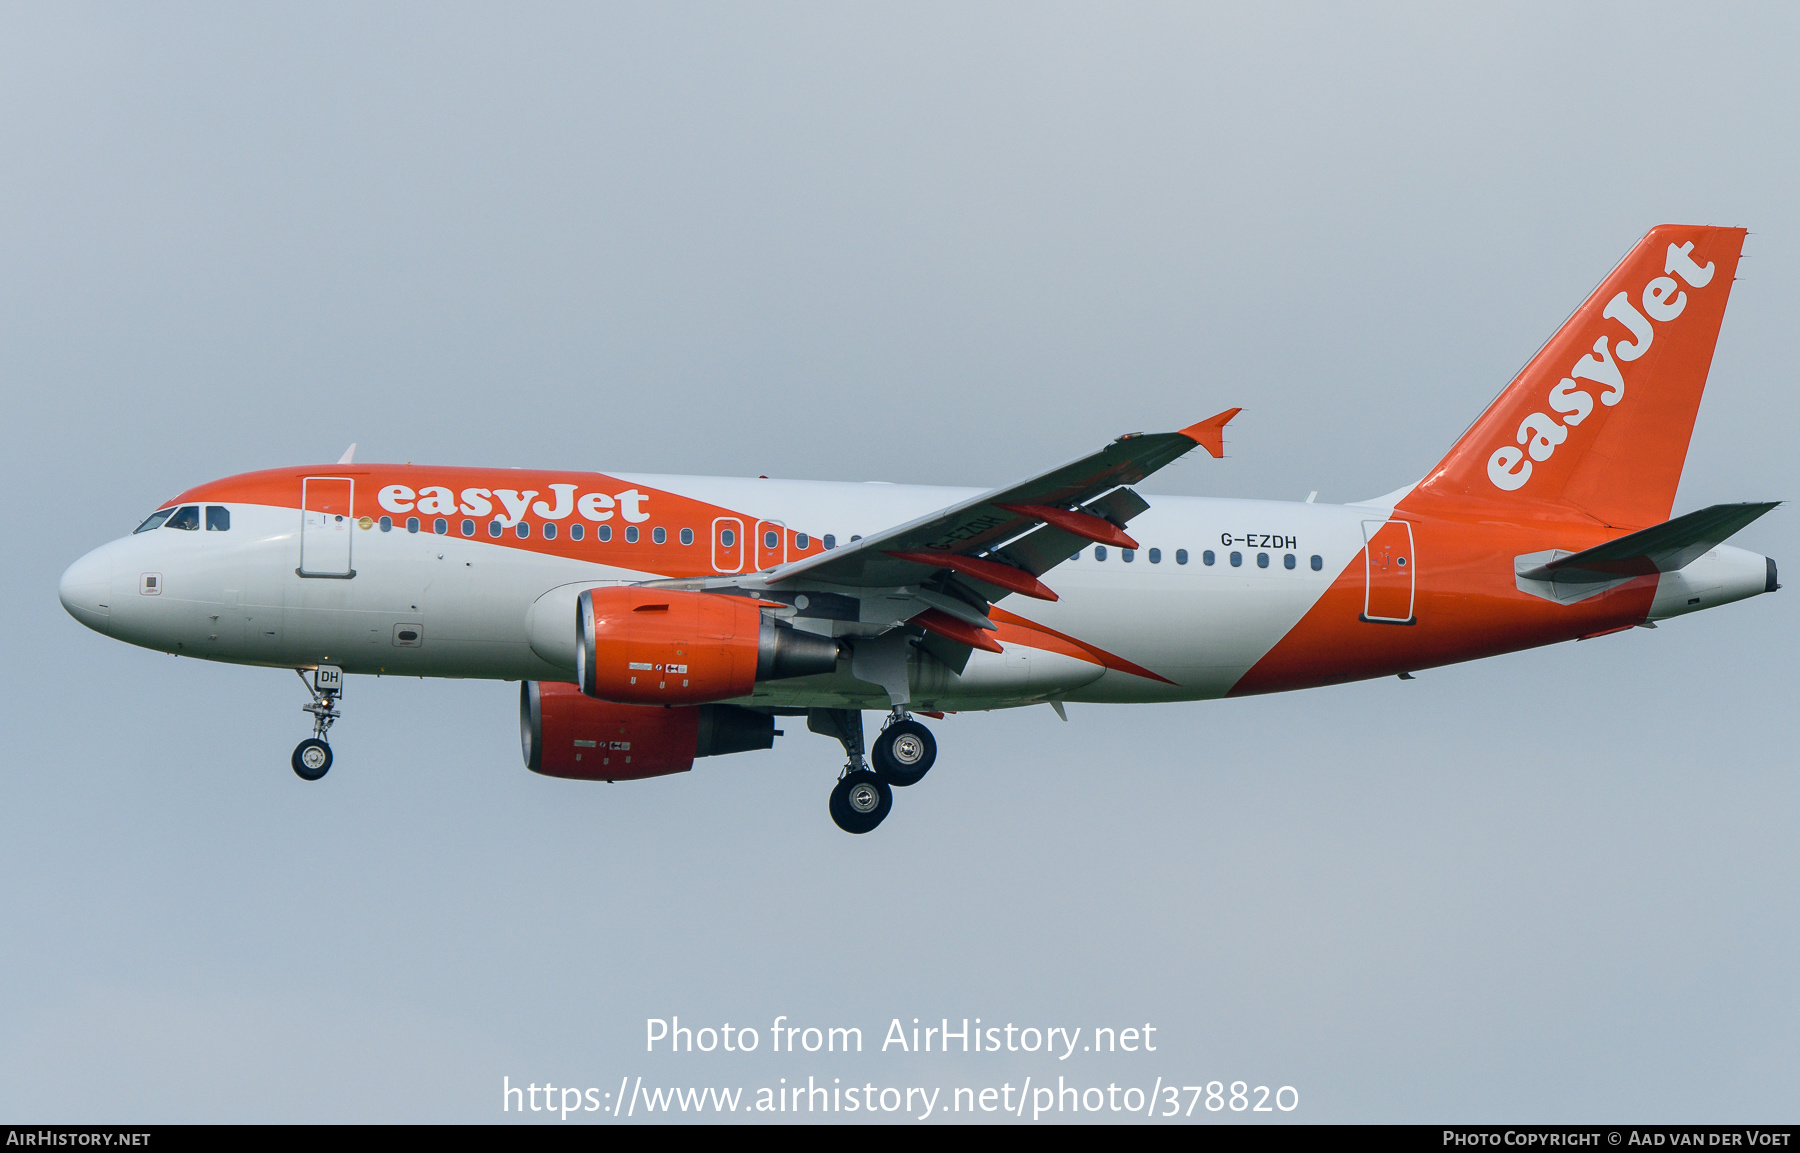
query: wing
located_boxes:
[762,407,1241,599]
[642,410,1238,667]
[639,408,1237,682]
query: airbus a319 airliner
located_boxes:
[59,226,1778,832]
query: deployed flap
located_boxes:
[765,412,1238,593]
[1518,501,1778,584]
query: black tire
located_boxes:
[828,770,892,834]
[872,719,935,787]
[292,738,332,781]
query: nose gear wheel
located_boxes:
[291,738,332,780]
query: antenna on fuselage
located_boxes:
[337,443,357,465]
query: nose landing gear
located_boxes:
[292,666,342,781]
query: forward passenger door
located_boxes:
[300,477,356,578]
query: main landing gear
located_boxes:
[811,707,938,834]
[872,716,936,787]
[292,665,343,781]
[829,770,891,835]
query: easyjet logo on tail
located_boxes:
[1487,242,1716,492]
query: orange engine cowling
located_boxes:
[520,681,782,781]
[575,586,840,705]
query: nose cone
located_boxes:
[59,547,113,633]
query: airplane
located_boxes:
[58,225,1779,833]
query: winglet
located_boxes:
[1177,408,1241,459]
[337,443,357,465]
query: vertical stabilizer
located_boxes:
[1409,226,1745,528]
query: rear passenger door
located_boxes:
[1360,519,1415,624]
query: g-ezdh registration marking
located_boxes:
[59,226,1779,834]
[1221,534,1299,549]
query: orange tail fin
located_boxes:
[1409,225,1746,528]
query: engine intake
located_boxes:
[575,586,839,705]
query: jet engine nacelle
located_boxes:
[575,586,840,705]
[521,680,781,781]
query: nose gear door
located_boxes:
[300,477,356,577]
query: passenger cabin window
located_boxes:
[378,515,392,532]
[625,526,639,544]
[570,524,584,541]
[406,517,420,533]
[1284,553,1296,569]
[1311,554,1323,571]
[205,506,230,531]
[1148,548,1161,563]
[515,522,530,539]
[1230,551,1242,567]
[488,521,502,538]
[823,534,837,549]
[134,509,175,534]
[1257,552,1269,568]
[652,527,666,544]
[542,523,556,540]
[598,525,613,542]
[1176,549,1189,565]
[1121,549,1135,563]
[679,528,694,545]
[433,518,447,535]
[1202,550,1215,565]
[460,519,474,537]
[795,533,809,550]
[1094,546,1108,561]
[164,506,200,531]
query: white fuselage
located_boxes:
[58,472,1772,712]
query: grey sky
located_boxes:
[3,3,1795,1122]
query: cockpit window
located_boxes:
[164,506,201,531]
[133,509,175,534]
[205,506,230,531]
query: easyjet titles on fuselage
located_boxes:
[377,482,653,526]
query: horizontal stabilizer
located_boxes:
[1519,502,1779,584]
